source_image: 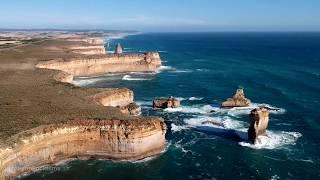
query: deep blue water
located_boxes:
[24,33,320,179]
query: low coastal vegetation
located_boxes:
[0,31,164,179]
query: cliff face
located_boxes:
[66,38,104,45]
[0,35,165,179]
[36,52,162,76]
[221,88,251,108]
[248,107,269,144]
[94,88,141,115]
[0,119,166,179]
[94,88,134,107]
[71,47,106,55]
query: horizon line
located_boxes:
[1,28,320,33]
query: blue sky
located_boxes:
[0,0,319,31]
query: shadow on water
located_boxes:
[193,125,248,142]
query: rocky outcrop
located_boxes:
[153,97,180,109]
[114,43,123,54]
[221,88,251,108]
[53,71,74,84]
[36,52,162,77]
[94,88,141,116]
[248,107,269,144]
[94,88,134,107]
[119,102,141,116]
[0,119,166,179]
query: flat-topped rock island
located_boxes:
[0,31,165,179]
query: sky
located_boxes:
[0,0,319,32]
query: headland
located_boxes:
[0,31,165,179]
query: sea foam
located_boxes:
[171,123,189,132]
[72,79,102,86]
[122,75,151,81]
[156,66,176,73]
[238,131,302,149]
[183,114,302,150]
[189,97,204,101]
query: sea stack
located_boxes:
[115,43,123,54]
[153,96,180,109]
[93,88,141,116]
[221,88,251,108]
[119,102,142,116]
[248,107,270,144]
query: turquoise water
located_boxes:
[24,33,320,179]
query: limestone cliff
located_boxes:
[248,107,269,144]
[0,119,166,179]
[71,46,106,55]
[66,38,104,45]
[119,103,141,116]
[36,52,162,76]
[94,88,141,115]
[221,88,251,108]
[94,88,134,107]
[0,34,166,179]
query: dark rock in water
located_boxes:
[153,96,180,109]
[119,102,141,115]
[248,107,269,144]
[221,88,251,108]
[114,43,123,54]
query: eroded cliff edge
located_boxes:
[0,119,166,178]
[0,33,165,179]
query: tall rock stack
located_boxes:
[248,107,270,144]
[114,43,123,54]
[221,88,251,108]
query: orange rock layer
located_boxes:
[0,119,166,178]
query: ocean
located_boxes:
[23,32,320,179]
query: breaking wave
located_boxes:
[183,114,301,150]
[196,69,210,72]
[224,103,286,117]
[164,105,215,114]
[122,75,151,81]
[170,69,193,73]
[156,66,176,73]
[175,97,186,101]
[189,97,203,101]
[164,99,300,150]
[72,79,103,86]
[238,131,302,149]
[156,66,194,74]
[171,123,189,132]
[129,72,156,75]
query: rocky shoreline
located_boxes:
[0,31,165,179]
